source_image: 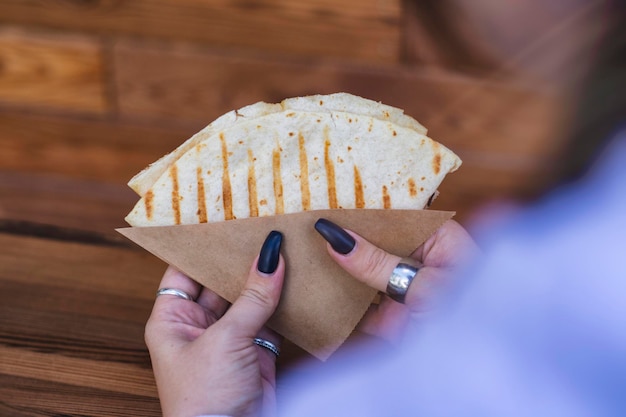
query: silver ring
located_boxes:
[156,288,194,301]
[386,258,420,304]
[253,337,280,357]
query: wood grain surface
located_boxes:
[0,0,402,64]
[0,29,108,114]
[0,228,162,416]
[0,172,136,236]
[0,110,191,183]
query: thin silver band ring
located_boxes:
[156,288,194,301]
[253,337,280,357]
[386,258,420,304]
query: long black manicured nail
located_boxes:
[314,218,355,255]
[258,230,283,274]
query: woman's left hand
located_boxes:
[145,231,285,417]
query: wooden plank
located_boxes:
[1,375,161,417]
[0,28,108,114]
[0,0,402,65]
[0,172,137,235]
[0,110,198,184]
[1,306,151,364]
[0,233,164,300]
[0,231,161,416]
[0,346,157,397]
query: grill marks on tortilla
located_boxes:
[382,185,391,209]
[324,128,338,209]
[169,165,181,225]
[144,190,154,220]
[247,149,259,217]
[408,178,418,197]
[433,153,442,175]
[149,113,453,224]
[298,133,311,210]
[432,142,442,175]
[273,148,284,214]
[196,167,208,223]
[220,133,234,220]
[353,166,365,208]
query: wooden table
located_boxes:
[1,220,164,416]
[0,219,310,416]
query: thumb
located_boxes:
[314,218,402,293]
[315,219,465,309]
[221,231,285,337]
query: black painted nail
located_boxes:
[314,218,355,255]
[258,230,283,274]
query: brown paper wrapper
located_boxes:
[117,209,453,360]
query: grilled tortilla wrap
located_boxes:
[127,93,427,197]
[125,109,460,227]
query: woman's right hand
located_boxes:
[314,219,479,343]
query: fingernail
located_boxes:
[258,230,283,274]
[314,218,355,255]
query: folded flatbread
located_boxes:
[125,94,460,227]
[128,93,427,197]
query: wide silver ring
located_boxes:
[253,337,280,357]
[386,258,420,304]
[156,288,194,301]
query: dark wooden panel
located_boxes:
[0,0,402,65]
[0,375,161,417]
[0,172,137,235]
[0,232,165,300]
[0,231,163,416]
[0,110,197,184]
[0,28,108,114]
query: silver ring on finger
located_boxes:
[386,258,420,304]
[156,287,194,301]
[253,337,280,357]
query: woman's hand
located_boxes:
[145,231,284,417]
[315,219,478,342]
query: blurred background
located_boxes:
[0,0,610,234]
